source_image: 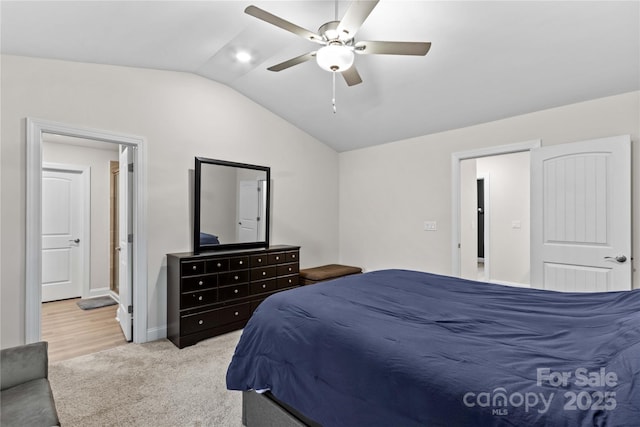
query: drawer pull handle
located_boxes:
[262,284,266,289]
[234,311,239,316]
[275,256,280,260]
[198,320,204,325]
[292,254,296,258]
[217,263,222,268]
[198,296,203,301]
[234,275,239,280]
[192,265,197,270]
[239,260,243,265]
[288,279,292,284]
[262,271,266,276]
[198,280,203,286]
[288,267,292,272]
[234,289,239,294]
[258,258,262,262]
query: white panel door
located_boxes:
[531,136,631,291]
[237,180,259,242]
[116,146,133,341]
[42,169,84,301]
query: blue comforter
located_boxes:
[226,269,640,426]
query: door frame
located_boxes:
[42,162,91,300]
[451,139,541,278]
[26,117,148,344]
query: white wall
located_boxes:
[339,91,640,291]
[0,55,339,348]
[42,140,118,296]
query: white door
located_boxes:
[531,135,631,292]
[237,180,259,242]
[41,168,86,301]
[116,146,133,341]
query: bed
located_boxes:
[226,269,640,427]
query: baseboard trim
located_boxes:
[147,326,167,342]
[88,288,111,298]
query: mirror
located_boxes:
[194,157,270,253]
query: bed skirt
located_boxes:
[242,391,321,427]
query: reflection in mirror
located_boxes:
[194,157,270,253]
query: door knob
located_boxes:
[69,238,80,244]
[604,255,627,263]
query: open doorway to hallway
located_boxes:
[40,134,128,361]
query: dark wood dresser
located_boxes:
[167,245,300,348]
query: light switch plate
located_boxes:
[424,221,437,231]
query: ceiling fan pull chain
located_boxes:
[332,71,337,114]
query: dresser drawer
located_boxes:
[250,254,269,267]
[277,274,299,289]
[230,256,250,270]
[182,275,217,292]
[218,283,249,301]
[181,260,205,276]
[250,266,277,281]
[180,303,251,335]
[219,270,249,286]
[250,278,277,295]
[285,250,299,263]
[206,258,229,273]
[277,263,299,276]
[181,309,217,335]
[180,288,217,309]
[268,252,285,264]
[217,302,252,326]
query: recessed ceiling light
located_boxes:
[235,51,252,63]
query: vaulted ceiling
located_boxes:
[2,1,639,152]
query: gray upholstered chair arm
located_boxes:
[0,341,49,391]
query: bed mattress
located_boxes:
[226,269,640,426]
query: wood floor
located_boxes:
[42,298,128,363]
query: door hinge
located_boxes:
[458,243,461,248]
[128,305,133,314]
[128,163,134,173]
[257,186,261,192]
[128,234,134,243]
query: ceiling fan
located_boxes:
[244,0,431,87]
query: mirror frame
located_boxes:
[194,157,270,254]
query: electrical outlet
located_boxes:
[424,221,437,231]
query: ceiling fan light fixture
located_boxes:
[316,44,354,72]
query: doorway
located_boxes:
[452,140,541,285]
[26,118,148,345]
[40,137,128,359]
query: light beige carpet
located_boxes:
[49,330,244,427]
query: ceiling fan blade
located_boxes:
[267,52,316,72]
[245,5,324,44]
[336,0,379,41]
[355,41,432,56]
[341,66,363,86]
